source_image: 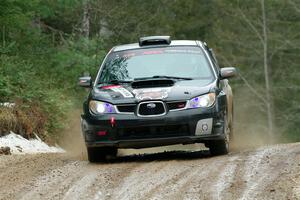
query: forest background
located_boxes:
[0,0,299,144]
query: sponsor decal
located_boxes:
[123,52,136,58]
[164,49,201,54]
[100,85,121,89]
[142,50,164,55]
[132,88,171,100]
[100,85,133,98]
[111,87,134,98]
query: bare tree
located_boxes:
[82,0,90,37]
[235,0,274,136]
[261,0,273,137]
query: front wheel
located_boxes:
[208,111,231,156]
[87,147,117,163]
[208,140,229,156]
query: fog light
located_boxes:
[202,124,208,131]
[195,118,213,135]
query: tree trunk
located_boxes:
[2,26,5,48]
[261,0,273,137]
[82,0,90,38]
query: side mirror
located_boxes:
[220,67,237,79]
[78,76,92,88]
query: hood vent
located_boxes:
[131,79,174,89]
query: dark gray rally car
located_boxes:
[79,36,236,162]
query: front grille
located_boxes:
[167,101,187,110]
[118,125,189,139]
[116,104,135,113]
[138,101,166,116]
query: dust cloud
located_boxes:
[231,85,280,150]
[60,109,86,160]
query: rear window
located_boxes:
[98,46,214,83]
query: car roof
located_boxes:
[112,40,203,52]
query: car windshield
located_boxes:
[98,46,214,84]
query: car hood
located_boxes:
[90,79,218,104]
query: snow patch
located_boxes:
[0,102,15,108]
[0,132,65,154]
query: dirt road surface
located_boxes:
[0,143,299,200]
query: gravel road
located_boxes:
[0,143,299,200]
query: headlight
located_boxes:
[189,93,216,108]
[89,100,116,114]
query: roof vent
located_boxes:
[139,36,171,46]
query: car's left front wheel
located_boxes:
[87,147,117,163]
[208,110,231,156]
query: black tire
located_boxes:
[229,104,234,143]
[87,147,117,163]
[208,140,229,156]
[209,110,230,156]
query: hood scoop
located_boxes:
[131,79,174,89]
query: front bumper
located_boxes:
[81,106,225,149]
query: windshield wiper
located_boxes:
[153,75,193,80]
[135,76,193,81]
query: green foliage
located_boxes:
[0,0,105,140]
[50,37,105,88]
